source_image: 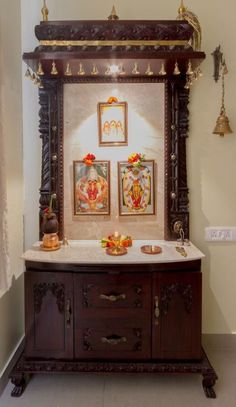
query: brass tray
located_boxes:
[140,245,162,255]
[40,243,61,251]
[106,247,128,256]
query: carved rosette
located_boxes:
[160,283,193,315]
[33,282,65,314]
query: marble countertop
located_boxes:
[22,240,205,264]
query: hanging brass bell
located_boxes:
[213,108,232,136]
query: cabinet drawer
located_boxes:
[75,319,151,360]
[74,274,151,317]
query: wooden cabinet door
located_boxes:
[25,271,73,359]
[152,271,202,360]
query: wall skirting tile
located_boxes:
[202,333,236,350]
[0,336,25,396]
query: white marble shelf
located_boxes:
[22,240,205,264]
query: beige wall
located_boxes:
[0,0,24,373]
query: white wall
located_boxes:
[21,0,236,334]
[0,0,24,372]
[21,0,42,248]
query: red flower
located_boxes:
[83,153,96,166]
[128,153,144,167]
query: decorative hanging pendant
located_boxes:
[37,62,44,76]
[65,63,72,76]
[173,62,181,75]
[51,61,58,75]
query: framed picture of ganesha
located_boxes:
[73,161,110,215]
[98,101,128,146]
[118,160,155,216]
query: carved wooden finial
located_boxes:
[108,5,119,20]
[41,0,49,22]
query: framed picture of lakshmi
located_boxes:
[118,160,155,216]
[98,100,128,146]
[73,160,110,215]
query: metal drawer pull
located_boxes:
[101,335,127,345]
[100,293,126,302]
[66,299,71,325]
[154,296,160,325]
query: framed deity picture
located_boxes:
[118,160,155,216]
[73,161,110,215]
[98,100,128,146]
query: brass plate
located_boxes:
[140,245,162,255]
[106,247,128,256]
[40,243,61,251]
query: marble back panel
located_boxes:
[63,83,165,240]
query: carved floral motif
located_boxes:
[33,282,65,314]
[160,282,193,314]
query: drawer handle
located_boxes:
[100,293,126,302]
[101,335,127,345]
[66,299,71,325]
[154,295,160,325]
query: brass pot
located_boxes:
[42,233,59,249]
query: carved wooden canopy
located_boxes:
[23,19,205,240]
[23,20,205,77]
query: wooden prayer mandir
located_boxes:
[10,6,218,399]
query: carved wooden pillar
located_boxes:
[166,80,190,239]
[39,79,63,239]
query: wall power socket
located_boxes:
[205,227,236,242]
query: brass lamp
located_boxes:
[213,62,232,136]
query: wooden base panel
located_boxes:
[9,348,217,398]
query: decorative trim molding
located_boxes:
[9,347,218,398]
[39,40,189,47]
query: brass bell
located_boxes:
[213,108,232,136]
[213,62,233,137]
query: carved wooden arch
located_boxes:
[38,76,190,240]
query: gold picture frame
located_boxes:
[73,160,110,215]
[98,101,128,146]
[118,160,155,216]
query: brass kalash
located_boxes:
[213,61,232,137]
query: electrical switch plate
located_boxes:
[205,227,236,242]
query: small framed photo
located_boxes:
[98,101,128,146]
[73,161,110,215]
[118,160,155,216]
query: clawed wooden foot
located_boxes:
[10,373,26,397]
[202,375,217,398]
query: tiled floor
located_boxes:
[1,346,236,407]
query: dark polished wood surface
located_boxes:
[9,259,217,398]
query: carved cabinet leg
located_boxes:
[202,374,217,398]
[10,373,26,397]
